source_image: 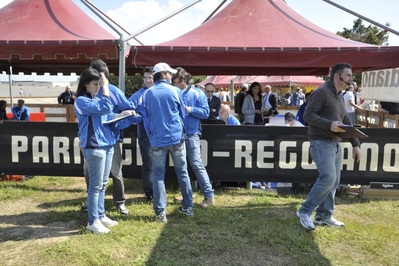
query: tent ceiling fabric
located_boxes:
[0,0,118,74]
[264,76,325,87]
[197,75,235,87]
[130,0,399,75]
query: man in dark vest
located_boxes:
[234,83,248,123]
[204,83,221,118]
[262,85,278,117]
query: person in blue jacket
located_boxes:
[141,62,193,223]
[172,67,215,208]
[12,99,30,121]
[129,66,154,201]
[296,92,312,126]
[217,103,241,125]
[81,59,138,216]
[74,68,137,234]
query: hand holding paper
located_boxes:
[334,124,368,139]
[115,110,136,119]
[330,121,346,132]
[103,110,136,125]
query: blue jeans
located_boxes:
[186,134,214,198]
[82,146,114,224]
[151,141,192,215]
[299,140,342,219]
[139,137,153,198]
[348,112,355,125]
[83,142,125,204]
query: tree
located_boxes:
[337,18,390,46]
[337,19,391,84]
[192,75,207,85]
[108,73,144,97]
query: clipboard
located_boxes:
[335,124,368,139]
[103,114,133,125]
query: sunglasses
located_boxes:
[206,90,214,93]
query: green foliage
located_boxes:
[337,18,391,81]
[192,75,207,85]
[108,73,144,97]
[337,18,390,46]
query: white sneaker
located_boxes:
[100,216,118,227]
[314,216,344,227]
[296,211,315,230]
[87,220,110,234]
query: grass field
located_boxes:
[1,176,399,266]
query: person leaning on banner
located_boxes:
[262,85,278,117]
[284,112,304,127]
[0,100,9,120]
[296,62,361,230]
[217,103,240,125]
[12,99,30,121]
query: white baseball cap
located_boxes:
[153,62,177,74]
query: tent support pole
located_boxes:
[323,0,399,36]
[8,67,13,106]
[230,79,234,108]
[202,0,227,24]
[118,36,126,92]
[125,0,201,42]
[81,0,126,92]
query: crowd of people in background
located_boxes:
[3,60,398,235]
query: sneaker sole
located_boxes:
[155,215,167,224]
[296,212,315,230]
[155,218,167,224]
[87,228,110,234]
[314,220,344,227]
[101,222,118,227]
[178,209,194,217]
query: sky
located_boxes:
[0,0,398,82]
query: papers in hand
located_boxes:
[103,113,133,125]
[335,124,368,139]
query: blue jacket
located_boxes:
[181,85,209,135]
[296,102,308,126]
[129,86,149,139]
[74,93,116,149]
[12,105,30,121]
[97,84,141,141]
[142,79,186,147]
[217,114,241,125]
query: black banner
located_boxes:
[0,121,398,185]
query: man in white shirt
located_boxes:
[343,84,361,125]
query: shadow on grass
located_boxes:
[0,209,84,243]
[142,193,332,266]
[0,179,334,265]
